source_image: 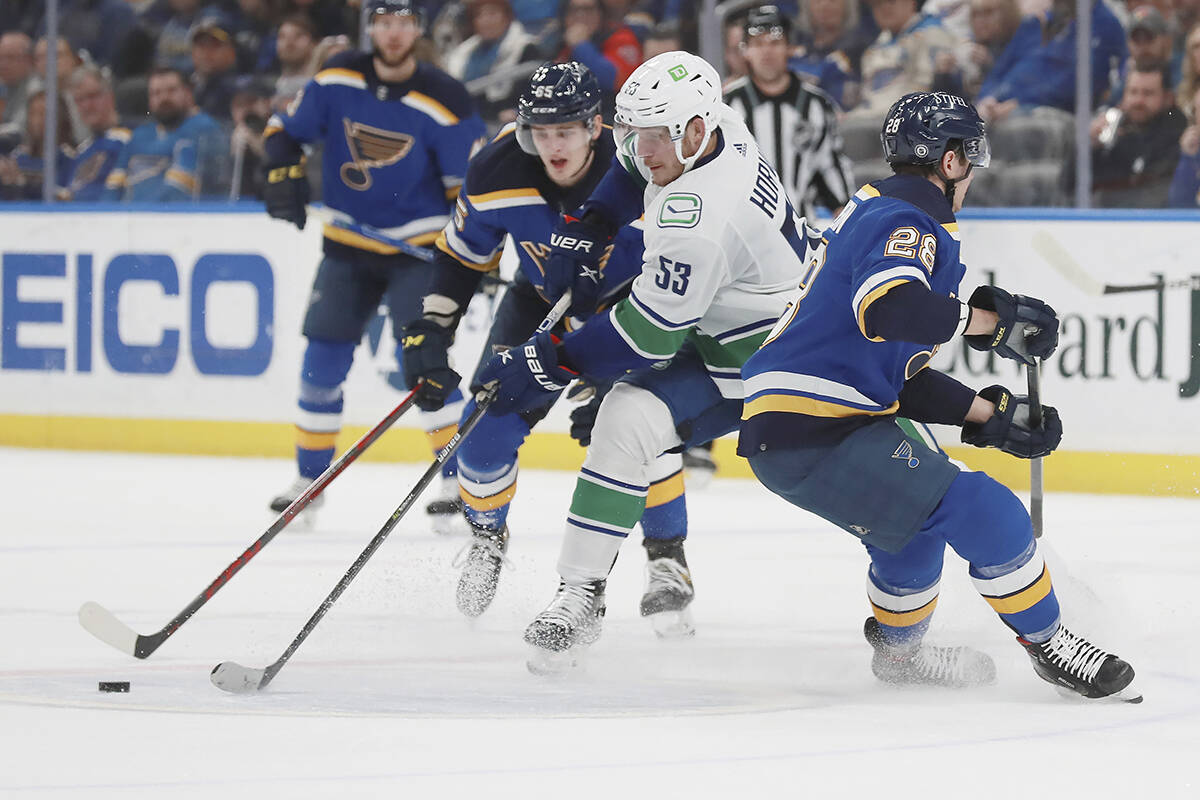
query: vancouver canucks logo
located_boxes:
[658,192,701,228]
[891,440,920,469]
[340,118,414,191]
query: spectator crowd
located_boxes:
[3,0,1200,208]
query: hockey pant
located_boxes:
[749,420,1062,648]
[294,248,465,481]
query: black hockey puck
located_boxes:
[98,681,130,693]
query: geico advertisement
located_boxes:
[0,211,511,427]
[0,211,1197,452]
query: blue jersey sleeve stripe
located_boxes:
[628,291,702,331]
[852,266,928,313]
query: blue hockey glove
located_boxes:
[544,213,611,316]
[477,331,577,416]
[263,159,309,230]
[965,285,1059,365]
[567,379,614,446]
[399,320,461,412]
[961,385,1062,459]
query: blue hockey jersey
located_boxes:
[104,112,226,201]
[66,126,129,201]
[739,174,966,453]
[265,52,486,253]
[435,123,643,303]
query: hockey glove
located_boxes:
[964,285,1059,365]
[399,320,462,412]
[263,159,309,230]
[961,384,1063,459]
[567,379,614,446]
[477,331,577,417]
[544,213,612,317]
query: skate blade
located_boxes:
[648,608,696,640]
[1053,683,1144,704]
[1111,683,1144,704]
[526,645,584,677]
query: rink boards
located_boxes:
[0,204,1198,496]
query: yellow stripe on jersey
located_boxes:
[323,225,441,254]
[408,230,440,246]
[983,567,1054,615]
[435,231,503,272]
[165,168,196,193]
[646,470,685,508]
[263,125,283,139]
[315,68,366,88]
[870,597,938,628]
[855,184,881,201]
[942,222,961,241]
[466,187,545,211]
[296,428,337,450]
[461,482,518,512]
[105,169,126,189]
[403,91,459,126]
[742,394,899,419]
[856,278,911,342]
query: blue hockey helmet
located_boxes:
[881,91,990,169]
[515,62,603,156]
[743,5,792,40]
[365,0,424,27]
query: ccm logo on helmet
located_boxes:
[550,234,594,253]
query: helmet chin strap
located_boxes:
[937,160,972,206]
[675,118,714,174]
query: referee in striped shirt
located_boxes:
[724,5,855,220]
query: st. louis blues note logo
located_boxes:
[892,440,920,469]
[340,118,414,191]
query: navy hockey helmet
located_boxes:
[743,5,792,40]
[882,91,990,169]
[366,0,424,27]
[515,62,603,156]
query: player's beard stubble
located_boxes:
[373,40,415,70]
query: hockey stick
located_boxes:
[210,292,573,693]
[304,204,436,263]
[1031,231,1199,296]
[78,385,423,659]
[1025,360,1044,539]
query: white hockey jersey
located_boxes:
[607,108,812,398]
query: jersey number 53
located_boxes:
[654,255,692,296]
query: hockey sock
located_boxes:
[458,460,517,531]
[426,423,460,480]
[296,378,342,479]
[640,468,687,542]
[866,568,940,648]
[970,538,1061,643]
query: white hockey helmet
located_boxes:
[613,51,722,173]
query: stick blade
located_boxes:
[78,601,140,657]
[211,661,267,694]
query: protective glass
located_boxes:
[516,121,592,157]
[613,122,675,160]
[963,135,991,168]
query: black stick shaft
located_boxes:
[253,292,573,690]
[1025,360,1044,539]
[128,387,420,657]
[257,394,493,689]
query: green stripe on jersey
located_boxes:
[612,300,692,359]
[690,329,770,369]
[569,477,648,531]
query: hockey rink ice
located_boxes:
[1,447,1196,798]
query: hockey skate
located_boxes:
[453,522,510,617]
[426,476,466,536]
[268,476,324,527]
[1019,625,1141,702]
[864,617,997,688]
[681,444,716,490]
[640,539,695,639]
[524,579,606,676]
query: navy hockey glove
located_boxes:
[961,385,1063,459]
[567,379,614,446]
[477,331,577,416]
[965,285,1059,365]
[263,159,309,230]
[399,320,461,412]
[543,213,611,317]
